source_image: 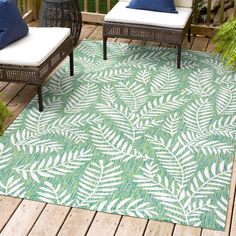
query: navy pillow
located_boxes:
[0,0,29,49]
[127,0,178,13]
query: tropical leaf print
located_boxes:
[97,101,137,142]
[79,41,102,58]
[13,149,92,183]
[91,198,159,218]
[214,196,228,228]
[120,51,158,70]
[116,81,147,112]
[136,70,151,85]
[146,136,197,190]
[208,116,236,139]
[76,160,123,207]
[0,176,25,197]
[139,95,188,120]
[150,66,178,96]
[10,129,63,154]
[25,97,63,133]
[64,83,98,113]
[185,199,215,226]
[215,72,236,86]
[216,84,236,115]
[44,114,102,143]
[162,112,180,137]
[0,144,12,170]
[38,181,72,205]
[47,68,75,95]
[91,124,151,162]
[186,161,232,200]
[134,162,216,225]
[178,131,234,155]
[0,41,235,231]
[80,68,133,83]
[101,85,116,103]
[184,68,215,96]
[184,98,212,134]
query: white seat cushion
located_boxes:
[0,27,70,66]
[105,2,192,29]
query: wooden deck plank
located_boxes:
[28,204,70,236]
[58,208,96,236]
[230,192,236,236]
[4,85,36,128]
[86,212,121,236]
[0,83,25,104]
[144,221,174,236]
[115,216,147,236]
[0,82,8,91]
[79,24,97,41]
[0,196,22,232]
[173,226,201,236]
[88,25,103,40]
[0,200,45,236]
[191,36,209,51]
[206,39,216,53]
[201,158,236,236]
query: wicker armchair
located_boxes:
[103,0,193,68]
[0,27,74,112]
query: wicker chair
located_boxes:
[0,27,74,112]
[103,0,193,68]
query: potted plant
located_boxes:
[0,100,11,135]
[213,17,236,69]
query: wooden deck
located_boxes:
[0,24,236,236]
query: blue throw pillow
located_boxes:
[0,0,29,49]
[127,0,178,13]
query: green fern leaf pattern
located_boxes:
[91,124,151,162]
[116,81,147,112]
[0,41,235,230]
[183,68,215,96]
[38,181,72,205]
[91,198,159,218]
[76,160,123,207]
[150,66,178,96]
[13,149,92,182]
[64,83,98,113]
[146,136,197,189]
[187,161,232,199]
[136,70,151,85]
[162,112,180,137]
[184,98,212,134]
[0,144,12,170]
[0,176,25,197]
[216,84,236,115]
[214,196,228,228]
[47,68,75,95]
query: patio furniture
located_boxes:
[103,0,193,68]
[0,27,74,112]
[39,0,82,47]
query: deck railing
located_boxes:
[81,0,236,37]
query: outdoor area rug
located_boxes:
[0,40,235,230]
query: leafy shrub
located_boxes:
[0,100,11,135]
[213,18,236,69]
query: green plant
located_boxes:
[0,100,11,135]
[213,17,236,70]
